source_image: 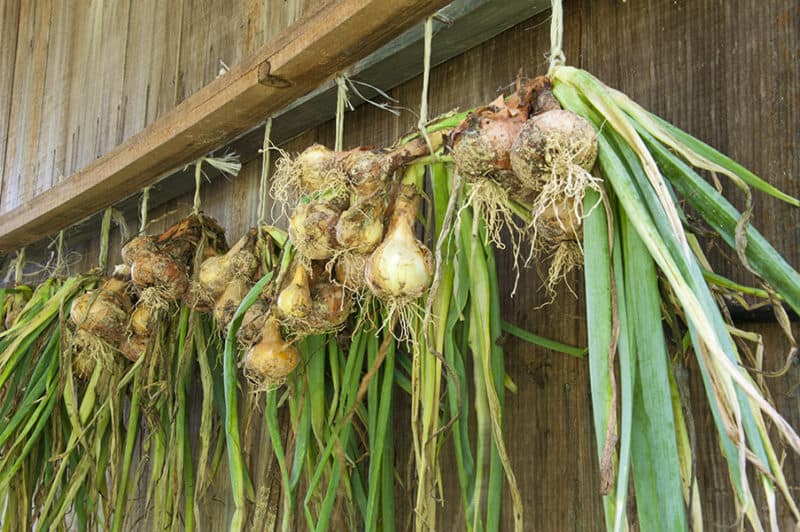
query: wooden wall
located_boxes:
[0,0,325,213]
[2,0,799,529]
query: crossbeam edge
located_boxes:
[0,0,451,253]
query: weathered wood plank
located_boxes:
[0,0,452,252]
[1,0,52,212]
[25,0,546,252]
[0,0,22,205]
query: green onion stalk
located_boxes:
[0,273,101,529]
[550,65,800,529]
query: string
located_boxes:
[193,158,205,214]
[417,17,434,156]
[98,207,113,272]
[53,174,66,276]
[140,186,151,234]
[257,118,273,229]
[53,231,65,277]
[335,75,348,152]
[547,0,565,76]
[13,248,25,285]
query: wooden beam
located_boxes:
[0,0,451,252]
[34,0,545,252]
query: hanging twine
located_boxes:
[547,0,566,76]
[335,75,349,152]
[193,158,205,214]
[53,230,65,276]
[257,117,273,229]
[140,186,151,234]
[417,17,435,156]
[53,174,66,276]
[418,16,433,130]
[190,153,241,216]
[13,248,25,285]
[98,207,113,272]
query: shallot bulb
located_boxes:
[276,263,312,320]
[198,231,258,300]
[296,144,338,192]
[213,278,250,332]
[244,317,300,384]
[510,109,598,193]
[70,270,132,345]
[288,200,342,260]
[336,199,385,254]
[365,185,433,300]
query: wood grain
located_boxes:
[0,0,451,252]
[0,0,21,206]
[3,0,800,529]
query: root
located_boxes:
[278,310,348,340]
[538,240,584,307]
[269,150,303,220]
[529,163,601,252]
[460,178,527,295]
[331,251,369,297]
[377,297,426,344]
[138,286,172,314]
[271,150,349,221]
[243,367,289,394]
[188,280,215,310]
[70,329,115,380]
[525,163,600,305]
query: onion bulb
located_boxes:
[238,301,268,346]
[307,279,352,330]
[536,198,582,243]
[296,144,338,192]
[70,273,132,345]
[335,253,368,292]
[342,149,390,198]
[198,231,258,300]
[71,330,101,380]
[243,316,300,384]
[365,185,433,300]
[130,253,190,301]
[129,302,157,337]
[70,329,117,381]
[276,263,312,320]
[213,278,250,331]
[511,109,599,298]
[121,235,157,266]
[451,94,527,183]
[288,200,342,260]
[336,199,385,253]
[119,334,148,363]
[272,144,347,207]
[510,109,598,193]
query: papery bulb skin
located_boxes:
[121,236,157,266]
[244,317,300,381]
[131,254,190,301]
[510,109,598,192]
[336,200,385,254]
[365,185,433,300]
[276,264,313,319]
[288,200,342,260]
[297,144,337,192]
[213,278,250,332]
